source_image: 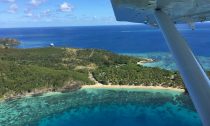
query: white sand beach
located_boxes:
[82,84,185,92]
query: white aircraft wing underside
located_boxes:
[111,0,210,25]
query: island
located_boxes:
[0,38,20,48]
[0,47,203,101]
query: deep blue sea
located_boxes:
[0,25,209,57]
[0,25,210,126]
[1,25,210,70]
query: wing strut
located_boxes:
[154,10,210,126]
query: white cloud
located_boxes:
[24,8,34,17]
[25,12,42,19]
[23,0,47,18]
[0,0,15,3]
[23,7,53,20]
[41,9,51,16]
[30,0,46,7]
[8,3,18,13]
[7,0,15,2]
[25,12,33,17]
[60,2,73,12]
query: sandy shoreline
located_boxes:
[82,84,185,92]
[85,72,184,93]
[0,85,185,102]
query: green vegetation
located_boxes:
[0,48,93,98]
[0,47,189,99]
[93,64,183,87]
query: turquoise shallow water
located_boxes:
[122,52,210,71]
[0,89,202,126]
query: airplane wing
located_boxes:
[111,1,210,126]
[111,0,210,25]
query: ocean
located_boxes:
[1,25,210,70]
[0,25,210,126]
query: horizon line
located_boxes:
[0,23,142,29]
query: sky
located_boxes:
[0,0,132,28]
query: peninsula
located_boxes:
[0,47,194,100]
